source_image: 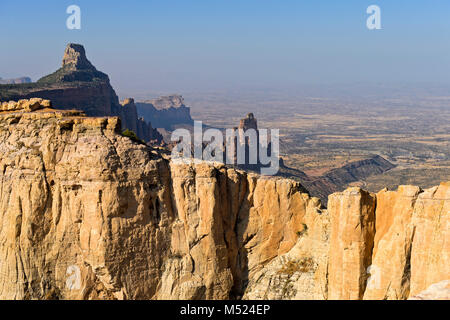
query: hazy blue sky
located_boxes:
[1,0,449,93]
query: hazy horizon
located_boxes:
[1,0,449,94]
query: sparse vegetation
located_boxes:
[169,253,184,260]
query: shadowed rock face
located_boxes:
[0,77,32,85]
[0,101,447,300]
[239,113,257,131]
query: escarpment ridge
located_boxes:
[0,100,448,300]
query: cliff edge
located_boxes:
[0,100,448,300]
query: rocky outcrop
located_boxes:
[362,186,420,300]
[136,95,193,130]
[327,188,376,300]
[280,155,396,204]
[0,101,316,299]
[38,43,109,84]
[242,183,449,301]
[0,100,447,300]
[0,44,161,143]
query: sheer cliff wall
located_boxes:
[0,44,161,143]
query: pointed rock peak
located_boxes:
[62,43,95,70]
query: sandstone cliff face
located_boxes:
[0,77,32,85]
[0,100,448,300]
[409,183,449,296]
[279,155,395,205]
[61,44,96,71]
